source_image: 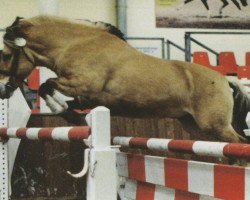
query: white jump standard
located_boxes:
[0,107,117,200]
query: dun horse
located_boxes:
[0,16,249,143]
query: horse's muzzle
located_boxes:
[0,83,16,99]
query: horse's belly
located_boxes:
[100,95,190,118]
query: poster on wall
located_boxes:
[127,39,164,58]
[155,0,250,29]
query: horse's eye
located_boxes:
[2,53,12,61]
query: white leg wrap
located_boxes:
[45,90,74,113]
[45,94,66,113]
[52,90,69,110]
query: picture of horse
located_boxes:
[184,0,248,13]
[156,0,250,29]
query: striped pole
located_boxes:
[0,126,90,141]
[113,136,250,159]
[117,152,250,200]
[123,180,219,200]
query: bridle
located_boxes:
[1,37,35,92]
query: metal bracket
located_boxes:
[67,148,90,178]
[83,136,92,148]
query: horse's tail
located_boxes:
[227,77,250,137]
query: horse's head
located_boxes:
[0,17,35,99]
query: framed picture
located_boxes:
[156,0,250,29]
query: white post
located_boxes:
[0,100,8,200]
[0,89,31,200]
[86,107,117,200]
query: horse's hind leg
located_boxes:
[231,0,242,10]
[178,114,216,141]
[220,0,229,15]
[214,125,246,143]
[201,0,209,10]
[178,114,244,142]
[193,107,246,143]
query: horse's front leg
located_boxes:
[38,78,73,113]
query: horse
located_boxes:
[0,15,249,144]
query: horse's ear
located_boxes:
[12,17,24,26]
[6,17,24,34]
[5,17,32,41]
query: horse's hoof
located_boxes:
[38,82,54,99]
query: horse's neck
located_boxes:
[28,21,105,71]
[28,45,56,70]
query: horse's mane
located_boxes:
[4,16,126,42]
[77,19,126,41]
